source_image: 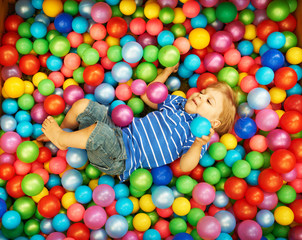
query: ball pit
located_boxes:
[0,0,301,239]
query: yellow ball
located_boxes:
[252,38,264,54]
[172,197,191,216]
[173,8,186,24]
[129,196,140,214]
[32,188,49,203]
[274,206,294,226]
[220,133,237,150]
[83,33,95,45]
[33,72,48,87]
[32,140,44,148]
[133,213,151,232]
[62,192,77,209]
[42,0,63,17]
[120,0,136,15]
[2,88,9,99]
[238,72,248,85]
[269,87,287,104]
[172,90,186,98]
[243,24,257,40]
[44,161,51,173]
[63,78,79,90]
[3,77,25,98]
[106,36,120,46]
[276,110,285,119]
[189,28,210,50]
[139,194,156,212]
[59,165,73,178]
[144,2,160,19]
[88,179,99,191]
[286,47,302,65]
[24,81,34,94]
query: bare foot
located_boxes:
[41,116,68,150]
[36,134,49,142]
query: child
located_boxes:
[38,64,237,181]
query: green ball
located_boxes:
[208,142,227,160]
[127,98,145,115]
[136,62,158,83]
[203,167,221,185]
[13,196,36,220]
[17,93,35,110]
[77,43,91,58]
[129,185,146,198]
[176,175,195,194]
[202,7,216,24]
[191,229,203,240]
[18,22,32,38]
[38,79,55,96]
[158,45,180,68]
[21,173,44,196]
[35,208,44,220]
[85,164,101,179]
[132,6,145,18]
[73,67,85,83]
[216,2,237,23]
[130,168,153,191]
[287,0,297,12]
[277,185,296,204]
[280,31,298,52]
[246,151,264,169]
[2,222,24,239]
[239,9,255,25]
[233,86,247,105]
[111,5,123,18]
[126,215,134,231]
[263,233,275,240]
[46,30,61,42]
[168,176,177,187]
[291,130,302,139]
[146,211,159,225]
[143,45,159,62]
[17,141,39,163]
[187,208,205,227]
[87,201,97,208]
[169,218,187,235]
[272,223,290,238]
[217,67,239,88]
[159,7,175,24]
[64,0,79,16]
[232,160,251,178]
[33,39,49,55]
[262,225,275,236]
[82,48,100,65]
[171,24,187,38]
[267,0,290,22]
[49,36,71,57]
[24,219,40,237]
[0,178,6,187]
[53,113,65,125]
[80,170,90,185]
[107,45,122,62]
[26,17,35,24]
[215,161,232,178]
[16,38,33,55]
[262,151,272,169]
[215,178,227,191]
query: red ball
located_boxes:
[240,75,258,93]
[189,164,204,181]
[67,223,90,240]
[191,48,208,60]
[256,20,279,41]
[270,149,296,174]
[233,198,258,220]
[289,138,302,163]
[284,94,302,114]
[190,198,206,211]
[278,14,297,32]
[245,187,264,206]
[197,73,217,90]
[248,64,261,76]
[280,110,302,134]
[115,84,132,101]
[183,0,201,18]
[289,178,302,193]
[169,158,191,177]
[224,177,248,200]
[67,31,83,48]
[39,53,52,68]
[19,54,40,75]
[0,45,19,66]
[100,56,115,70]
[274,67,298,90]
[93,40,109,58]
[49,185,66,200]
[44,95,66,115]
[156,206,173,218]
[154,220,171,239]
[130,18,146,35]
[105,200,118,216]
[0,163,15,180]
[183,19,193,34]
[238,56,255,73]
[258,169,283,192]
[6,175,25,198]
[36,147,52,163]
[4,15,24,32]
[146,18,163,36]
[1,32,20,46]
[107,17,128,38]
[208,205,225,216]
[38,194,61,218]
[289,199,302,224]
[90,23,107,40]
[83,64,104,86]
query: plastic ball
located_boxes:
[234,117,257,139]
[216,2,237,23]
[266,129,291,151]
[111,104,133,127]
[61,169,83,191]
[237,220,262,240]
[197,216,221,240]
[192,182,215,206]
[247,87,271,110]
[66,148,88,169]
[116,197,134,216]
[158,45,180,68]
[130,168,153,192]
[94,83,115,105]
[214,210,236,234]
[255,208,274,228]
[93,184,115,207]
[151,165,173,186]
[83,205,107,230]
[225,20,245,42]
[0,131,22,154]
[261,49,285,71]
[255,66,274,85]
[146,82,168,104]
[189,28,210,49]
[152,186,175,209]
[204,52,225,73]
[270,149,296,174]
[267,0,290,22]
[122,41,143,63]
[16,141,39,163]
[133,213,151,232]
[2,210,21,230]
[190,116,211,138]
[210,31,233,53]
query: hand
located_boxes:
[194,128,215,146]
[166,62,180,74]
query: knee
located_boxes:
[72,99,90,116]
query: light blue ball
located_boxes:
[191,14,208,28]
[190,116,211,137]
[256,210,274,228]
[245,169,260,186]
[188,74,199,88]
[247,2,256,11]
[237,102,254,118]
[106,0,121,5]
[31,0,43,9]
[94,83,115,105]
[286,83,302,96]
[224,150,242,167]
[30,235,45,240]
[157,30,175,47]
[255,67,275,85]
[52,213,70,232]
[267,32,286,49]
[0,187,8,201]
[46,174,61,189]
[178,63,193,78]
[214,210,236,233]
[237,40,254,56]
[16,121,33,138]
[289,65,302,80]
[120,35,136,47]
[40,219,54,235]
[90,228,108,240]
[30,22,47,39]
[122,41,143,63]
[199,152,215,167]
[15,0,35,19]
[184,54,201,71]
[66,148,88,168]
[2,99,18,115]
[103,72,118,87]
[151,185,174,209]
[79,0,95,18]
[35,13,50,26]
[259,44,270,56]
[105,215,128,239]
[85,94,96,101]
[166,76,181,91]
[234,144,246,158]
[2,210,21,230]
[46,55,63,71]
[32,123,43,139]
[114,183,130,200]
[98,175,115,187]
[216,233,232,240]
[15,110,31,123]
[213,191,229,208]
[171,186,184,198]
[111,62,133,83]
[247,87,271,110]
[109,100,125,116]
[61,169,83,191]
[143,229,161,240]
[72,16,89,34]
[75,185,93,204]
[0,115,17,132]
[116,197,134,216]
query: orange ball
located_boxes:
[173,37,190,55]
[116,84,132,101]
[249,135,268,152]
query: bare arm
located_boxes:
[140,63,179,109]
[180,128,215,172]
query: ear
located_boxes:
[211,120,221,129]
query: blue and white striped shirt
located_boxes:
[119,95,208,181]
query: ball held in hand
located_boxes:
[190,116,211,138]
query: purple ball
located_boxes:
[84,83,96,94]
[131,79,147,96]
[289,226,302,240]
[253,9,268,26]
[31,103,48,124]
[33,89,47,103]
[230,0,250,10]
[224,20,246,42]
[137,33,157,48]
[204,52,225,73]
[0,153,16,165]
[199,0,219,7]
[197,216,221,240]
[257,192,278,210]
[266,129,291,151]
[0,132,22,154]
[46,232,66,240]
[111,105,134,127]
[93,184,115,207]
[122,231,139,240]
[146,82,168,104]
[91,2,112,23]
[251,0,271,9]
[210,31,233,53]
[237,220,262,240]
[63,85,85,106]
[157,0,178,8]
[1,64,22,80]
[210,19,224,31]
[282,168,297,182]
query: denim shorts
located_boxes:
[76,100,127,175]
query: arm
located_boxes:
[180,128,215,172]
[140,63,179,109]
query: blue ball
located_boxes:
[46,174,61,189]
[52,213,70,232]
[90,229,108,240]
[256,210,274,228]
[2,210,21,230]
[116,197,134,216]
[32,123,43,139]
[188,74,199,88]
[234,117,257,139]
[15,110,31,123]
[255,67,275,85]
[151,186,174,209]
[72,16,89,34]
[178,63,193,78]
[105,215,128,238]
[143,229,161,240]
[190,116,211,137]
[54,13,73,33]
[31,0,43,9]
[237,102,254,118]
[122,41,143,63]
[245,169,260,186]
[0,115,17,132]
[35,13,50,26]
[224,150,242,167]
[286,83,302,96]
[237,40,254,56]
[261,49,285,71]
[267,32,286,49]
[247,87,271,110]
[151,165,173,186]
[247,2,256,10]
[0,187,8,201]
[106,0,121,5]
[214,210,236,233]
[30,22,47,39]
[104,72,118,87]
[109,100,126,116]
[0,198,7,218]
[184,54,201,71]
[259,44,270,56]
[15,0,35,18]
[30,235,45,240]
[199,152,215,167]
[166,76,181,91]
[75,185,92,204]
[46,55,63,71]
[234,144,246,158]
[213,191,229,208]
[114,183,130,200]
[2,99,18,115]
[94,83,115,105]
[40,219,54,235]
[16,121,33,138]
[79,0,95,18]
[111,62,133,83]
[191,14,207,28]
[98,175,115,187]
[66,148,88,168]
[216,233,232,240]
[61,169,83,191]
[85,94,96,101]
[120,35,136,47]
[289,64,302,80]
[157,30,175,47]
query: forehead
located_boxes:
[205,88,225,100]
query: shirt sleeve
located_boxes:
[182,134,209,159]
[158,94,186,111]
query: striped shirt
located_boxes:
[119,95,208,181]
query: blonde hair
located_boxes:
[206,82,237,136]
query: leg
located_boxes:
[41,116,96,150]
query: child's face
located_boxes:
[185,88,224,124]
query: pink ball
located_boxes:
[64,53,81,70]
[224,49,241,66]
[131,79,147,95]
[33,89,47,103]
[122,231,139,240]
[253,9,268,26]
[251,0,271,9]
[0,153,15,165]
[209,132,220,146]
[210,31,233,53]
[91,2,112,24]
[192,182,216,205]
[257,192,278,210]
[157,0,178,8]
[46,232,65,240]
[282,168,297,182]
[197,216,221,240]
[249,135,268,152]
[63,85,85,106]
[204,52,225,73]
[0,132,22,154]
[1,64,22,80]
[198,0,219,7]
[255,109,279,131]
[93,184,115,207]
[84,205,107,230]
[137,33,157,48]
[67,203,85,222]
[31,103,48,124]
[116,84,132,101]
[266,129,291,151]
[111,105,134,127]
[146,82,168,104]
[224,21,245,42]
[84,84,96,94]
[237,220,262,240]
[230,0,250,10]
